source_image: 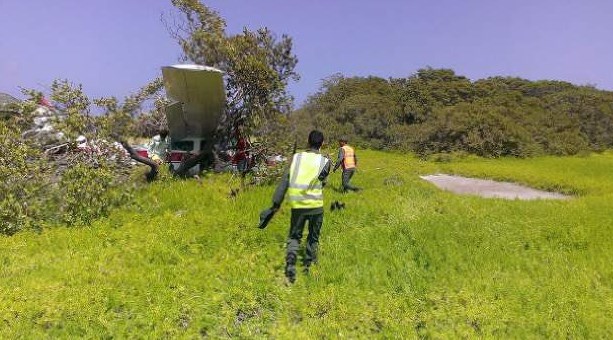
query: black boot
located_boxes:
[285,254,297,283]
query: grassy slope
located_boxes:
[1,150,613,338]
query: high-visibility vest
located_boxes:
[341,145,356,169]
[288,152,329,209]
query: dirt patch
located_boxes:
[420,174,569,200]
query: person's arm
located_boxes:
[333,148,344,172]
[354,152,358,168]
[271,168,290,210]
[319,158,332,187]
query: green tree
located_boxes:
[167,0,299,141]
[49,79,92,139]
[94,77,164,138]
[390,67,475,124]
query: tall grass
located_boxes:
[1,150,612,337]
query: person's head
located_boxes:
[308,130,324,150]
[338,136,348,147]
[159,129,169,139]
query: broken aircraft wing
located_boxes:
[161,64,225,140]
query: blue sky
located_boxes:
[1,0,612,107]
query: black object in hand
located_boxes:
[258,208,276,229]
[330,201,346,211]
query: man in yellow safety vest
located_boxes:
[269,130,331,283]
[333,137,360,192]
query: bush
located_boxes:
[0,120,135,235]
[412,103,538,158]
[0,122,49,234]
[56,158,134,226]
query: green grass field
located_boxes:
[2,150,613,338]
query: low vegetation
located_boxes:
[1,150,612,337]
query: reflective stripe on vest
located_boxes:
[342,145,355,169]
[288,152,328,209]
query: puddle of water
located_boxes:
[420,174,569,200]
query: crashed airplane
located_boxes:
[161,64,226,174]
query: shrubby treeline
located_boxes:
[292,68,613,157]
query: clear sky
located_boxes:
[1,0,612,107]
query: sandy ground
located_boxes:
[420,174,569,200]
